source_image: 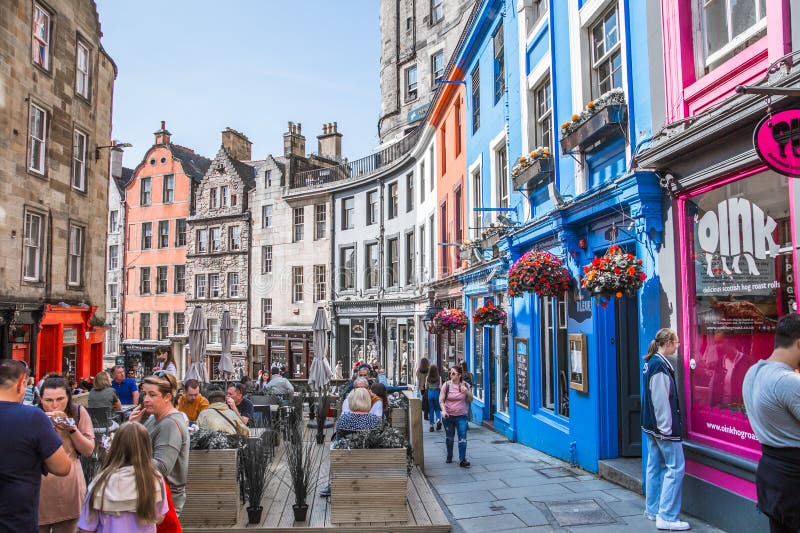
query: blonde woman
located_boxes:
[77,423,168,532]
[641,328,689,531]
[88,371,122,412]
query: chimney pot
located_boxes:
[161,120,165,130]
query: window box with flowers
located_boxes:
[581,245,646,307]
[507,251,571,298]
[472,299,507,327]
[511,147,553,190]
[431,308,468,334]
[559,88,627,154]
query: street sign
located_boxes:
[754,108,800,177]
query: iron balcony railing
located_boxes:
[290,128,421,189]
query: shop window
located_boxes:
[590,5,622,99]
[540,294,569,417]
[472,297,484,402]
[700,0,766,72]
[682,170,794,456]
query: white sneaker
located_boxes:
[644,512,656,521]
[656,517,691,531]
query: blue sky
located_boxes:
[96,1,381,168]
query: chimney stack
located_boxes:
[317,121,343,160]
[109,140,123,181]
[154,120,171,145]
[221,127,252,161]
[283,121,306,158]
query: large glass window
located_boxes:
[540,294,569,417]
[590,6,622,98]
[682,170,794,458]
[701,0,765,69]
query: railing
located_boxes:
[290,128,422,189]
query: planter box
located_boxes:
[512,156,553,190]
[560,104,627,154]
[480,231,502,250]
[181,449,239,527]
[330,448,408,524]
[391,407,408,438]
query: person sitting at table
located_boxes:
[319,388,382,497]
[88,371,122,412]
[111,365,139,406]
[264,366,294,396]
[196,390,250,437]
[342,378,383,417]
[177,379,209,423]
[341,364,413,397]
[370,382,391,421]
[226,383,254,426]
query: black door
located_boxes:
[616,295,641,457]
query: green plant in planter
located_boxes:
[332,422,414,474]
[242,437,273,524]
[283,395,319,521]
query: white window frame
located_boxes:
[32,4,51,70]
[197,229,208,253]
[209,273,221,298]
[700,0,766,68]
[365,242,379,289]
[72,129,88,191]
[293,207,304,242]
[210,188,218,209]
[67,224,84,286]
[140,177,151,205]
[490,130,509,212]
[431,0,444,24]
[23,211,43,282]
[140,267,151,295]
[292,266,304,303]
[469,156,483,239]
[262,298,273,326]
[75,40,90,98]
[387,237,399,287]
[210,227,222,252]
[229,225,241,250]
[342,197,354,230]
[174,265,185,293]
[208,318,220,344]
[221,185,230,207]
[28,103,47,174]
[108,283,118,310]
[340,246,355,290]
[163,174,175,203]
[589,4,622,99]
[108,244,119,270]
[262,245,273,273]
[141,222,152,250]
[158,312,170,340]
[109,210,119,233]
[158,220,169,248]
[174,313,185,335]
[140,313,151,339]
[262,205,273,228]
[405,65,418,102]
[314,264,326,302]
[195,274,207,299]
[431,50,445,83]
[156,266,168,294]
[315,204,326,240]
[533,75,553,152]
[228,272,239,298]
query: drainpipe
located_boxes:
[329,196,337,365]
[378,178,386,366]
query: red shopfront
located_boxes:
[677,168,799,501]
[36,304,106,381]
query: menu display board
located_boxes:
[514,337,529,410]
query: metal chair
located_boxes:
[86,406,118,435]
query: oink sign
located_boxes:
[754,108,800,177]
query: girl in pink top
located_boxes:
[440,365,473,467]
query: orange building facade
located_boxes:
[121,123,210,379]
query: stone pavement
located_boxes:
[422,422,728,533]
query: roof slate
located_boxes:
[171,145,212,183]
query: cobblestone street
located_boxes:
[423,424,728,532]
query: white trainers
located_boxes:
[656,517,691,530]
[644,512,656,521]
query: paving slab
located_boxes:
[457,512,528,533]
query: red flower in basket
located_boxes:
[507,251,571,298]
[433,308,468,333]
[581,247,646,303]
[472,299,507,327]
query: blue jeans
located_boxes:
[645,434,685,522]
[443,414,468,462]
[427,389,441,426]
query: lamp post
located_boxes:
[95,142,132,161]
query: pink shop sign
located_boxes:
[754,108,800,177]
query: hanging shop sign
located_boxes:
[754,108,800,177]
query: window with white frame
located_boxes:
[419,225,426,281]
[342,197,354,229]
[314,265,326,302]
[496,145,508,209]
[388,182,399,219]
[176,219,186,246]
[208,318,220,344]
[231,319,240,344]
[163,174,174,203]
[108,283,118,310]
[405,65,418,101]
[432,51,445,83]
[262,298,273,326]
[109,210,119,233]
[540,294,569,417]
[140,313,151,339]
[140,267,151,295]
[140,178,151,205]
[340,247,355,290]
[72,129,87,191]
[365,243,379,289]
[210,227,222,252]
[23,211,43,281]
[68,225,83,286]
[228,272,239,297]
[229,225,241,250]
[431,0,444,24]
[315,204,326,240]
[158,220,169,248]
[158,313,169,340]
[292,266,304,303]
[174,313,185,335]
[429,147,435,191]
[108,244,118,270]
[590,5,622,98]
[174,265,185,293]
[534,76,552,152]
[701,0,766,70]
[428,215,435,277]
[76,41,90,98]
[195,274,207,299]
[420,161,426,203]
[156,266,168,294]
[493,24,505,104]
[196,229,208,253]
[221,185,230,207]
[406,173,414,212]
[209,273,221,298]
[367,191,378,225]
[29,103,47,174]
[293,207,304,242]
[262,245,272,273]
[141,222,152,250]
[32,4,51,70]
[210,188,218,209]
[406,231,415,285]
[387,237,399,286]
[262,205,273,228]
[526,0,548,35]
[472,168,483,239]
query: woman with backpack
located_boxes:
[38,375,95,532]
[77,422,169,532]
[440,365,473,468]
[426,365,442,432]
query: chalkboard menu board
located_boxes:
[514,337,530,410]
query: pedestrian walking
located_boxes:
[0,360,71,532]
[743,313,800,533]
[416,357,430,421]
[38,375,96,533]
[440,365,472,468]
[427,365,442,432]
[641,328,690,531]
[77,422,170,532]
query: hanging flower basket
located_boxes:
[581,245,646,307]
[507,251,571,298]
[433,308,468,333]
[472,299,507,327]
[511,147,553,190]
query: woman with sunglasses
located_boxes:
[128,371,189,518]
[440,365,473,468]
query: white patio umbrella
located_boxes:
[309,308,332,390]
[184,306,208,383]
[219,309,235,382]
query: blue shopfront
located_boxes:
[501,173,663,472]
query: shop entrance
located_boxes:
[616,294,641,457]
[62,345,77,378]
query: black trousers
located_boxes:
[758,446,800,533]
